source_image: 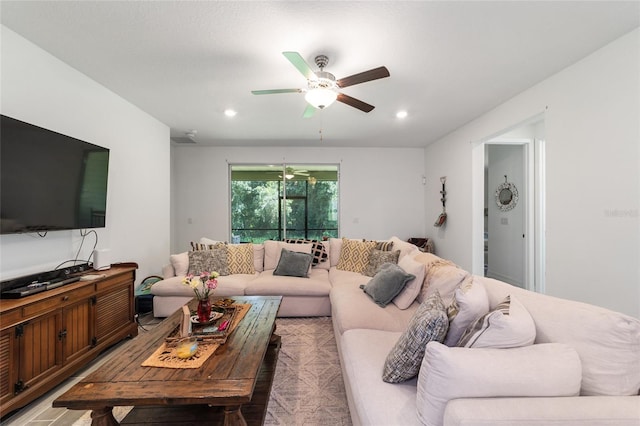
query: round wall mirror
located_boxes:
[495,179,518,212]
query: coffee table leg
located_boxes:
[223,405,247,426]
[90,407,119,426]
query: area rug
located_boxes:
[73,317,352,425]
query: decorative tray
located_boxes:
[165,303,241,346]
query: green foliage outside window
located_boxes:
[231,166,338,243]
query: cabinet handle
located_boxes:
[62,296,69,302]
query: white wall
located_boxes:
[424,28,640,317]
[0,26,171,285]
[171,146,426,254]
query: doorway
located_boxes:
[472,115,546,293]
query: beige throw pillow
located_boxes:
[336,238,377,274]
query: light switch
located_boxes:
[501,217,508,225]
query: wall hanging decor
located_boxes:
[434,176,447,227]
[496,175,519,212]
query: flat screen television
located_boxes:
[1,115,110,234]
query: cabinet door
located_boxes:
[62,298,94,365]
[0,328,17,408]
[17,312,63,393]
[95,285,132,344]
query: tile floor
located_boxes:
[1,313,162,426]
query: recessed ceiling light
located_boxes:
[224,109,237,117]
[396,110,408,119]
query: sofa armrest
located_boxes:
[162,264,176,279]
[444,396,640,426]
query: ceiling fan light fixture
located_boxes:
[305,87,337,109]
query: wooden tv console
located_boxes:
[0,263,139,417]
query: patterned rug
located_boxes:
[73,317,352,425]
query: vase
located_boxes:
[197,298,212,323]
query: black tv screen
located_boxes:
[1,115,109,234]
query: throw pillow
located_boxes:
[360,263,415,307]
[392,254,426,309]
[227,243,255,275]
[375,240,394,251]
[273,248,314,278]
[336,238,377,273]
[363,249,400,277]
[444,275,490,346]
[170,252,189,276]
[457,295,536,348]
[187,247,229,276]
[382,291,448,383]
[284,238,328,266]
[190,241,226,251]
[417,342,582,426]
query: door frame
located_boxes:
[471,114,546,293]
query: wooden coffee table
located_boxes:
[53,295,282,426]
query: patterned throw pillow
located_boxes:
[363,249,400,277]
[456,295,536,349]
[375,240,394,251]
[336,238,377,273]
[382,291,449,383]
[190,241,225,251]
[284,239,328,266]
[187,247,229,276]
[227,243,255,275]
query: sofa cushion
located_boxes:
[360,263,414,308]
[245,268,330,297]
[330,277,419,335]
[336,238,377,273]
[444,275,490,346]
[457,294,535,348]
[382,291,448,383]
[187,247,229,276]
[389,236,420,259]
[150,275,249,297]
[340,329,419,426]
[263,240,313,270]
[419,260,469,306]
[284,238,328,266]
[170,252,189,277]
[479,276,640,396]
[273,248,313,278]
[417,341,582,426]
[363,249,400,277]
[253,243,264,272]
[393,254,426,309]
[227,243,255,275]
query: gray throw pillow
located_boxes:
[188,247,229,276]
[273,248,313,278]
[359,263,415,307]
[382,291,449,383]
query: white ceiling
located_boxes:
[1,1,638,148]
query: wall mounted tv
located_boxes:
[1,115,110,235]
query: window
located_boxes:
[230,164,339,243]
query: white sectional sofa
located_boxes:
[150,236,640,426]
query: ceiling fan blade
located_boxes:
[252,88,302,95]
[302,104,316,118]
[337,93,375,113]
[337,66,390,88]
[283,52,317,80]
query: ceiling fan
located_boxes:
[252,52,390,117]
[278,167,309,179]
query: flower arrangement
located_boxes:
[182,271,219,300]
